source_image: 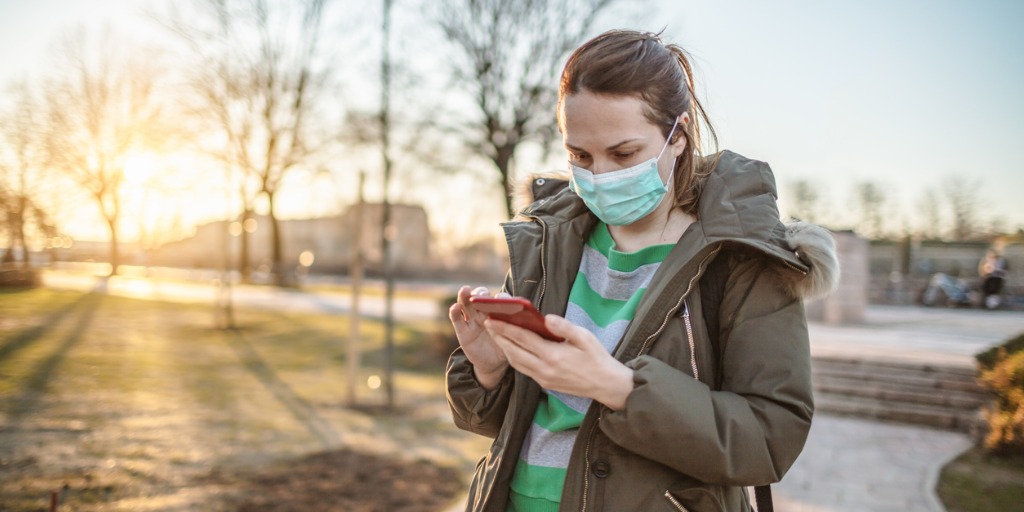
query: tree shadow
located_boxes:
[223,329,342,448]
[0,291,96,364]
[3,292,102,422]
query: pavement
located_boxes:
[37,267,1024,512]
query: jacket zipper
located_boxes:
[581,410,598,512]
[664,490,690,512]
[636,247,720,357]
[682,304,698,381]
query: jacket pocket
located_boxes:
[664,486,725,512]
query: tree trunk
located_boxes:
[107,216,120,276]
[16,196,29,268]
[266,190,286,286]
[240,209,252,283]
[495,145,515,219]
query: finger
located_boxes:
[471,286,490,297]
[449,302,469,326]
[485,318,546,356]
[544,315,589,347]
[496,291,512,298]
[490,329,544,375]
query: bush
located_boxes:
[977,335,1024,457]
[977,333,1024,370]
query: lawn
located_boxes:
[939,447,1024,512]
[0,288,486,511]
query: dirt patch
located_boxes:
[212,449,463,511]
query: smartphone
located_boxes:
[469,296,562,341]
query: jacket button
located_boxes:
[592,461,610,478]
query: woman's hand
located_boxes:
[448,286,510,390]
[484,314,634,411]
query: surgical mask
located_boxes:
[570,121,678,226]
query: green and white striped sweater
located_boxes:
[508,222,675,511]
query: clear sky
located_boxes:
[1,0,1022,244]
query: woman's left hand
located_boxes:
[484,314,634,411]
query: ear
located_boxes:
[670,112,690,157]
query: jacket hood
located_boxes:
[512,150,840,300]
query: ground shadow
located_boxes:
[224,329,342,448]
[3,292,102,422]
[0,291,95,364]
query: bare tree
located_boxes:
[160,0,336,285]
[942,176,983,241]
[0,82,57,267]
[915,188,943,240]
[852,181,886,239]
[429,0,622,218]
[786,179,824,224]
[40,31,169,275]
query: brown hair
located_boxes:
[558,30,719,216]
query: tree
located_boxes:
[429,0,622,218]
[786,179,824,224]
[852,181,886,239]
[942,176,983,241]
[161,0,337,285]
[0,82,56,267]
[915,188,942,240]
[40,31,169,275]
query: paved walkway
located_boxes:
[39,269,1024,511]
[778,305,1021,512]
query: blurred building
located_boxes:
[151,203,435,278]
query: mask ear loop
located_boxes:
[659,118,681,191]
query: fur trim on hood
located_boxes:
[784,220,840,300]
[511,172,570,219]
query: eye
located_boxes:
[613,151,637,160]
[568,150,590,163]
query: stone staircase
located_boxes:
[812,356,993,432]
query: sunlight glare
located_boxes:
[124,151,158,184]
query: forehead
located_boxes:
[561,91,658,146]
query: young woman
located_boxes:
[447,30,839,512]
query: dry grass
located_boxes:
[0,288,485,511]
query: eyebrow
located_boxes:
[565,138,643,152]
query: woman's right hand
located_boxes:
[448,285,510,390]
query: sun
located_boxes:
[124,151,159,184]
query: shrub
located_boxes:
[977,333,1024,370]
[977,337,1024,457]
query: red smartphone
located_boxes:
[469,296,562,341]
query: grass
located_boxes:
[0,287,484,511]
[938,447,1024,512]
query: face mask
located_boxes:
[569,121,678,226]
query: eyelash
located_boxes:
[569,151,637,161]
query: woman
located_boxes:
[447,30,839,512]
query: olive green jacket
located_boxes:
[446,151,839,512]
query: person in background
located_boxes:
[979,248,1009,309]
[446,29,839,512]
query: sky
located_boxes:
[1,0,1022,246]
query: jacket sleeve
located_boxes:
[598,257,814,486]
[445,349,515,438]
[445,270,518,438]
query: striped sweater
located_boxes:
[508,222,674,511]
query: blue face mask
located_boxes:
[569,121,679,226]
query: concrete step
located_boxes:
[813,375,991,410]
[810,355,992,432]
[813,393,985,432]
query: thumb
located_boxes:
[544,314,586,345]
